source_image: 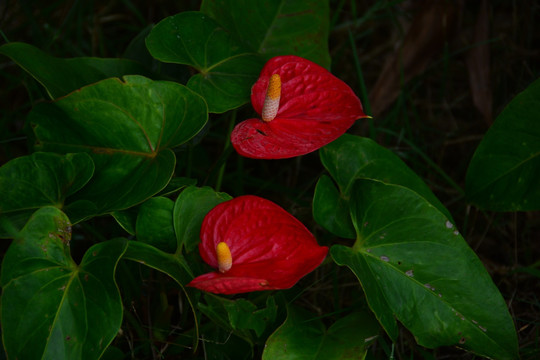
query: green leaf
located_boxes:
[200,295,277,339]
[331,179,518,360]
[173,186,232,252]
[29,75,208,222]
[262,305,379,360]
[136,196,176,253]
[0,207,127,360]
[122,240,197,350]
[466,77,540,211]
[313,175,355,239]
[122,240,193,287]
[201,0,331,68]
[0,42,151,99]
[111,207,139,235]
[156,176,198,197]
[315,134,453,237]
[146,11,264,113]
[0,152,94,237]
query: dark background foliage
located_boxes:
[1,0,539,358]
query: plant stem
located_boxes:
[215,109,236,192]
[348,28,375,139]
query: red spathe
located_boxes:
[187,195,328,294]
[231,55,366,159]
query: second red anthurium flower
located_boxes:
[231,55,367,159]
[187,195,328,295]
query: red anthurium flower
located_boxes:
[187,195,328,295]
[231,55,367,159]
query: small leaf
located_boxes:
[0,152,94,237]
[173,186,232,253]
[0,207,127,360]
[156,176,197,197]
[122,240,193,287]
[111,207,139,235]
[332,179,519,360]
[122,240,197,350]
[29,75,208,222]
[136,196,176,253]
[199,295,277,339]
[466,77,540,211]
[262,305,379,359]
[201,0,331,68]
[313,175,355,239]
[146,11,264,113]
[0,42,151,99]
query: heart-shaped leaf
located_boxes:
[314,134,453,238]
[173,185,232,253]
[262,305,379,359]
[201,0,331,68]
[331,179,518,360]
[29,75,208,222]
[136,196,176,253]
[466,77,540,211]
[0,207,127,360]
[0,152,94,237]
[146,11,264,113]
[0,42,151,99]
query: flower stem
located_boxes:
[215,109,237,192]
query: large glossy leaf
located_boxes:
[0,152,94,237]
[0,207,127,360]
[201,0,331,68]
[173,185,232,253]
[0,42,150,99]
[331,179,518,360]
[28,75,208,222]
[314,134,452,238]
[146,11,264,113]
[262,305,379,360]
[466,77,540,211]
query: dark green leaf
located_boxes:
[122,240,197,350]
[466,77,540,211]
[111,207,139,235]
[201,0,331,68]
[0,152,94,237]
[156,176,197,197]
[29,75,208,222]
[136,196,176,253]
[313,175,355,239]
[331,179,518,360]
[0,42,151,99]
[0,207,127,360]
[200,295,277,339]
[262,305,379,360]
[146,11,264,113]
[173,186,232,252]
[122,240,193,286]
[315,134,453,237]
